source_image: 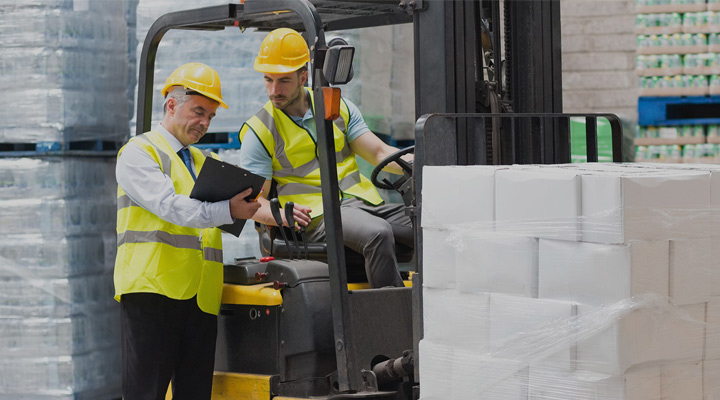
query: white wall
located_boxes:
[561,0,638,124]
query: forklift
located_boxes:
[135,1,625,399]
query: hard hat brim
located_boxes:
[161,84,229,109]
[254,58,307,74]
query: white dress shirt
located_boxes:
[116,124,233,229]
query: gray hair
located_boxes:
[163,86,191,114]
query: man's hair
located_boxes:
[296,65,308,76]
[163,86,191,114]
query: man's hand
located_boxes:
[229,188,262,220]
[286,202,312,228]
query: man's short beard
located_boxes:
[276,85,303,110]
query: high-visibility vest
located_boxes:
[114,130,224,315]
[239,89,382,218]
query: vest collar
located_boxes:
[155,123,185,153]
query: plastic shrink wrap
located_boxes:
[0,1,134,145]
[0,157,120,399]
[420,162,720,400]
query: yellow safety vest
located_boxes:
[114,130,224,315]
[239,88,382,218]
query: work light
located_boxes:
[323,38,355,85]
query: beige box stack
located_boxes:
[420,162,719,399]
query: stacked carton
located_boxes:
[0,157,120,399]
[0,2,133,398]
[420,162,717,399]
[0,1,132,145]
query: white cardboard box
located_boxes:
[455,232,538,297]
[488,294,576,371]
[661,359,703,400]
[580,170,710,244]
[575,303,705,375]
[494,168,582,241]
[634,163,720,241]
[421,165,499,229]
[422,227,458,289]
[538,239,669,306]
[454,352,526,400]
[711,237,720,297]
[634,162,720,207]
[705,296,720,360]
[418,339,455,400]
[422,288,490,347]
[703,358,720,400]
[528,366,662,400]
[669,238,712,306]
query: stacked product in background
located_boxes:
[0,158,120,399]
[133,0,268,136]
[420,162,719,399]
[0,1,135,398]
[634,0,720,166]
[0,1,132,146]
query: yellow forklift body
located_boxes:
[212,372,273,400]
[273,397,310,399]
[347,279,412,291]
[165,373,273,400]
[221,283,283,306]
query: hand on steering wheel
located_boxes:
[370,146,415,191]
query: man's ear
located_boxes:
[165,97,177,115]
[300,70,308,86]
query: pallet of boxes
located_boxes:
[0,1,135,398]
[419,162,720,400]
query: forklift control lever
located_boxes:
[284,201,302,259]
[255,272,268,282]
[270,198,293,258]
[273,281,288,290]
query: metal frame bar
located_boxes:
[415,112,624,167]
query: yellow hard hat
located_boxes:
[161,62,228,109]
[254,28,310,74]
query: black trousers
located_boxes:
[120,293,218,400]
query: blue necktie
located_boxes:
[178,148,196,181]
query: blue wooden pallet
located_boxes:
[0,140,123,157]
[194,131,242,152]
[638,95,720,126]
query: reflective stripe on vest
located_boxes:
[114,130,224,315]
[240,89,382,218]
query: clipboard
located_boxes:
[190,157,266,237]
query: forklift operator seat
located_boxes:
[255,222,414,283]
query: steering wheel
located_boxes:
[370,146,415,191]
